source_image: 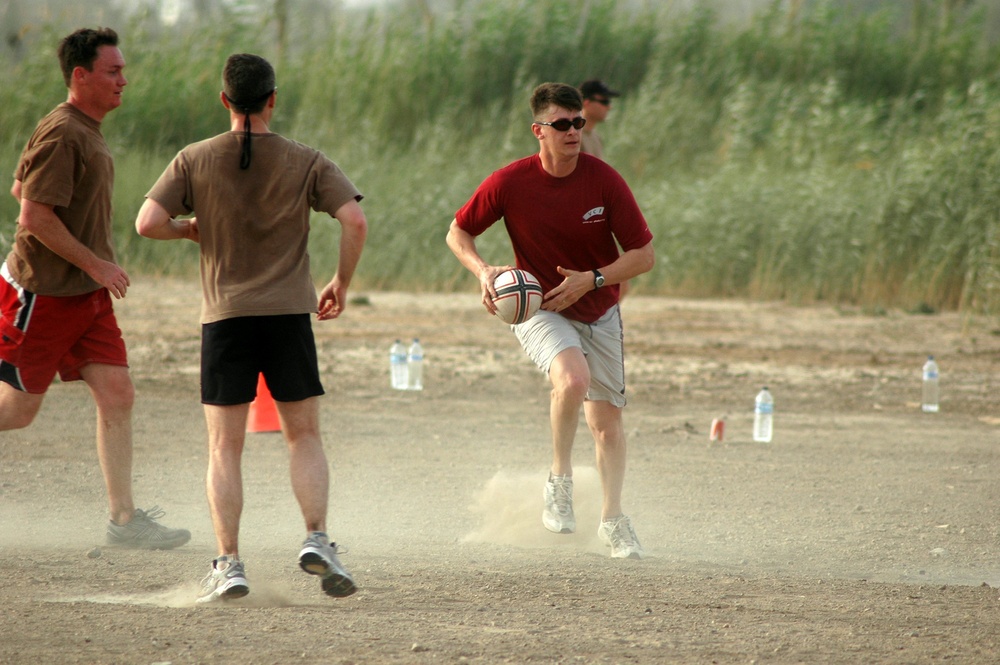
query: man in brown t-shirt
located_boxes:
[0,28,189,550]
[137,53,368,603]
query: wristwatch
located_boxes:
[592,269,605,290]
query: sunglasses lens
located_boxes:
[538,117,586,131]
[546,118,586,131]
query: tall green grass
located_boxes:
[2,0,1000,312]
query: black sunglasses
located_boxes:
[535,117,586,132]
[590,97,611,106]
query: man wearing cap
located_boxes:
[579,79,620,161]
[580,79,633,299]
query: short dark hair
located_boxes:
[58,27,118,87]
[530,83,583,119]
[222,53,276,114]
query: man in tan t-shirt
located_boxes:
[136,53,368,603]
[0,27,189,551]
[579,79,620,161]
[580,79,632,300]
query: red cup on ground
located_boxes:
[710,418,724,442]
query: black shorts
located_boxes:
[201,314,324,405]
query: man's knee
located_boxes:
[586,400,624,435]
[84,366,135,413]
[0,408,38,430]
[0,385,44,430]
[103,377,134,412]
[552,370,589,401]
[550,353,590,394]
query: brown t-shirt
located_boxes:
[8,103,116,296]
[146,132,362,324]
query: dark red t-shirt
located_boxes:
[456,153,653,323]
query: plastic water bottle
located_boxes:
[753,386,773,442]
[922,355,939,413]
[407,338,424,391]
[389,339,408,390]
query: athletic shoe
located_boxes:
[196,556,249,603]
[106,506,191,550]
[598,514,644,559]
[542,474,575,534]
[298,531,357,597]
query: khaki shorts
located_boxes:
[513,305,626,407]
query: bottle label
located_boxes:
[755,404,773,415]
[923,371,938,380]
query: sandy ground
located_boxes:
[2,276,1000,664]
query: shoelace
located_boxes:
[550,479,573,515]
[305,537,350,556]
[605,517,638,548]
[135,506,167,522]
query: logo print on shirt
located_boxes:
[582,206,605,224]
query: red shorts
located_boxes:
[0,264,128,394]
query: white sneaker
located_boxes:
[196,555,249,603]
[299,531,357,597]
[598,515,644,559]
[542,474,576,534]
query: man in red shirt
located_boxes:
[447,82,655,559]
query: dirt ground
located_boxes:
[2,276,1000,664]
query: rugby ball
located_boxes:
[492,269,543,325]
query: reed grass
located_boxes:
[2,0,999,312]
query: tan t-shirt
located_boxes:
[580,128,605,161]
[8,103,115,296]
[146,132,362,324]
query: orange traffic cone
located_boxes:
[247,373,281,433]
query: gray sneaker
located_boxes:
[106,506,191,550]
[298,531,357,597]
[197,555,249,603]
[542,474,575,534]
[598,515,644,559]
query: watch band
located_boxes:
[592,269,605,289]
